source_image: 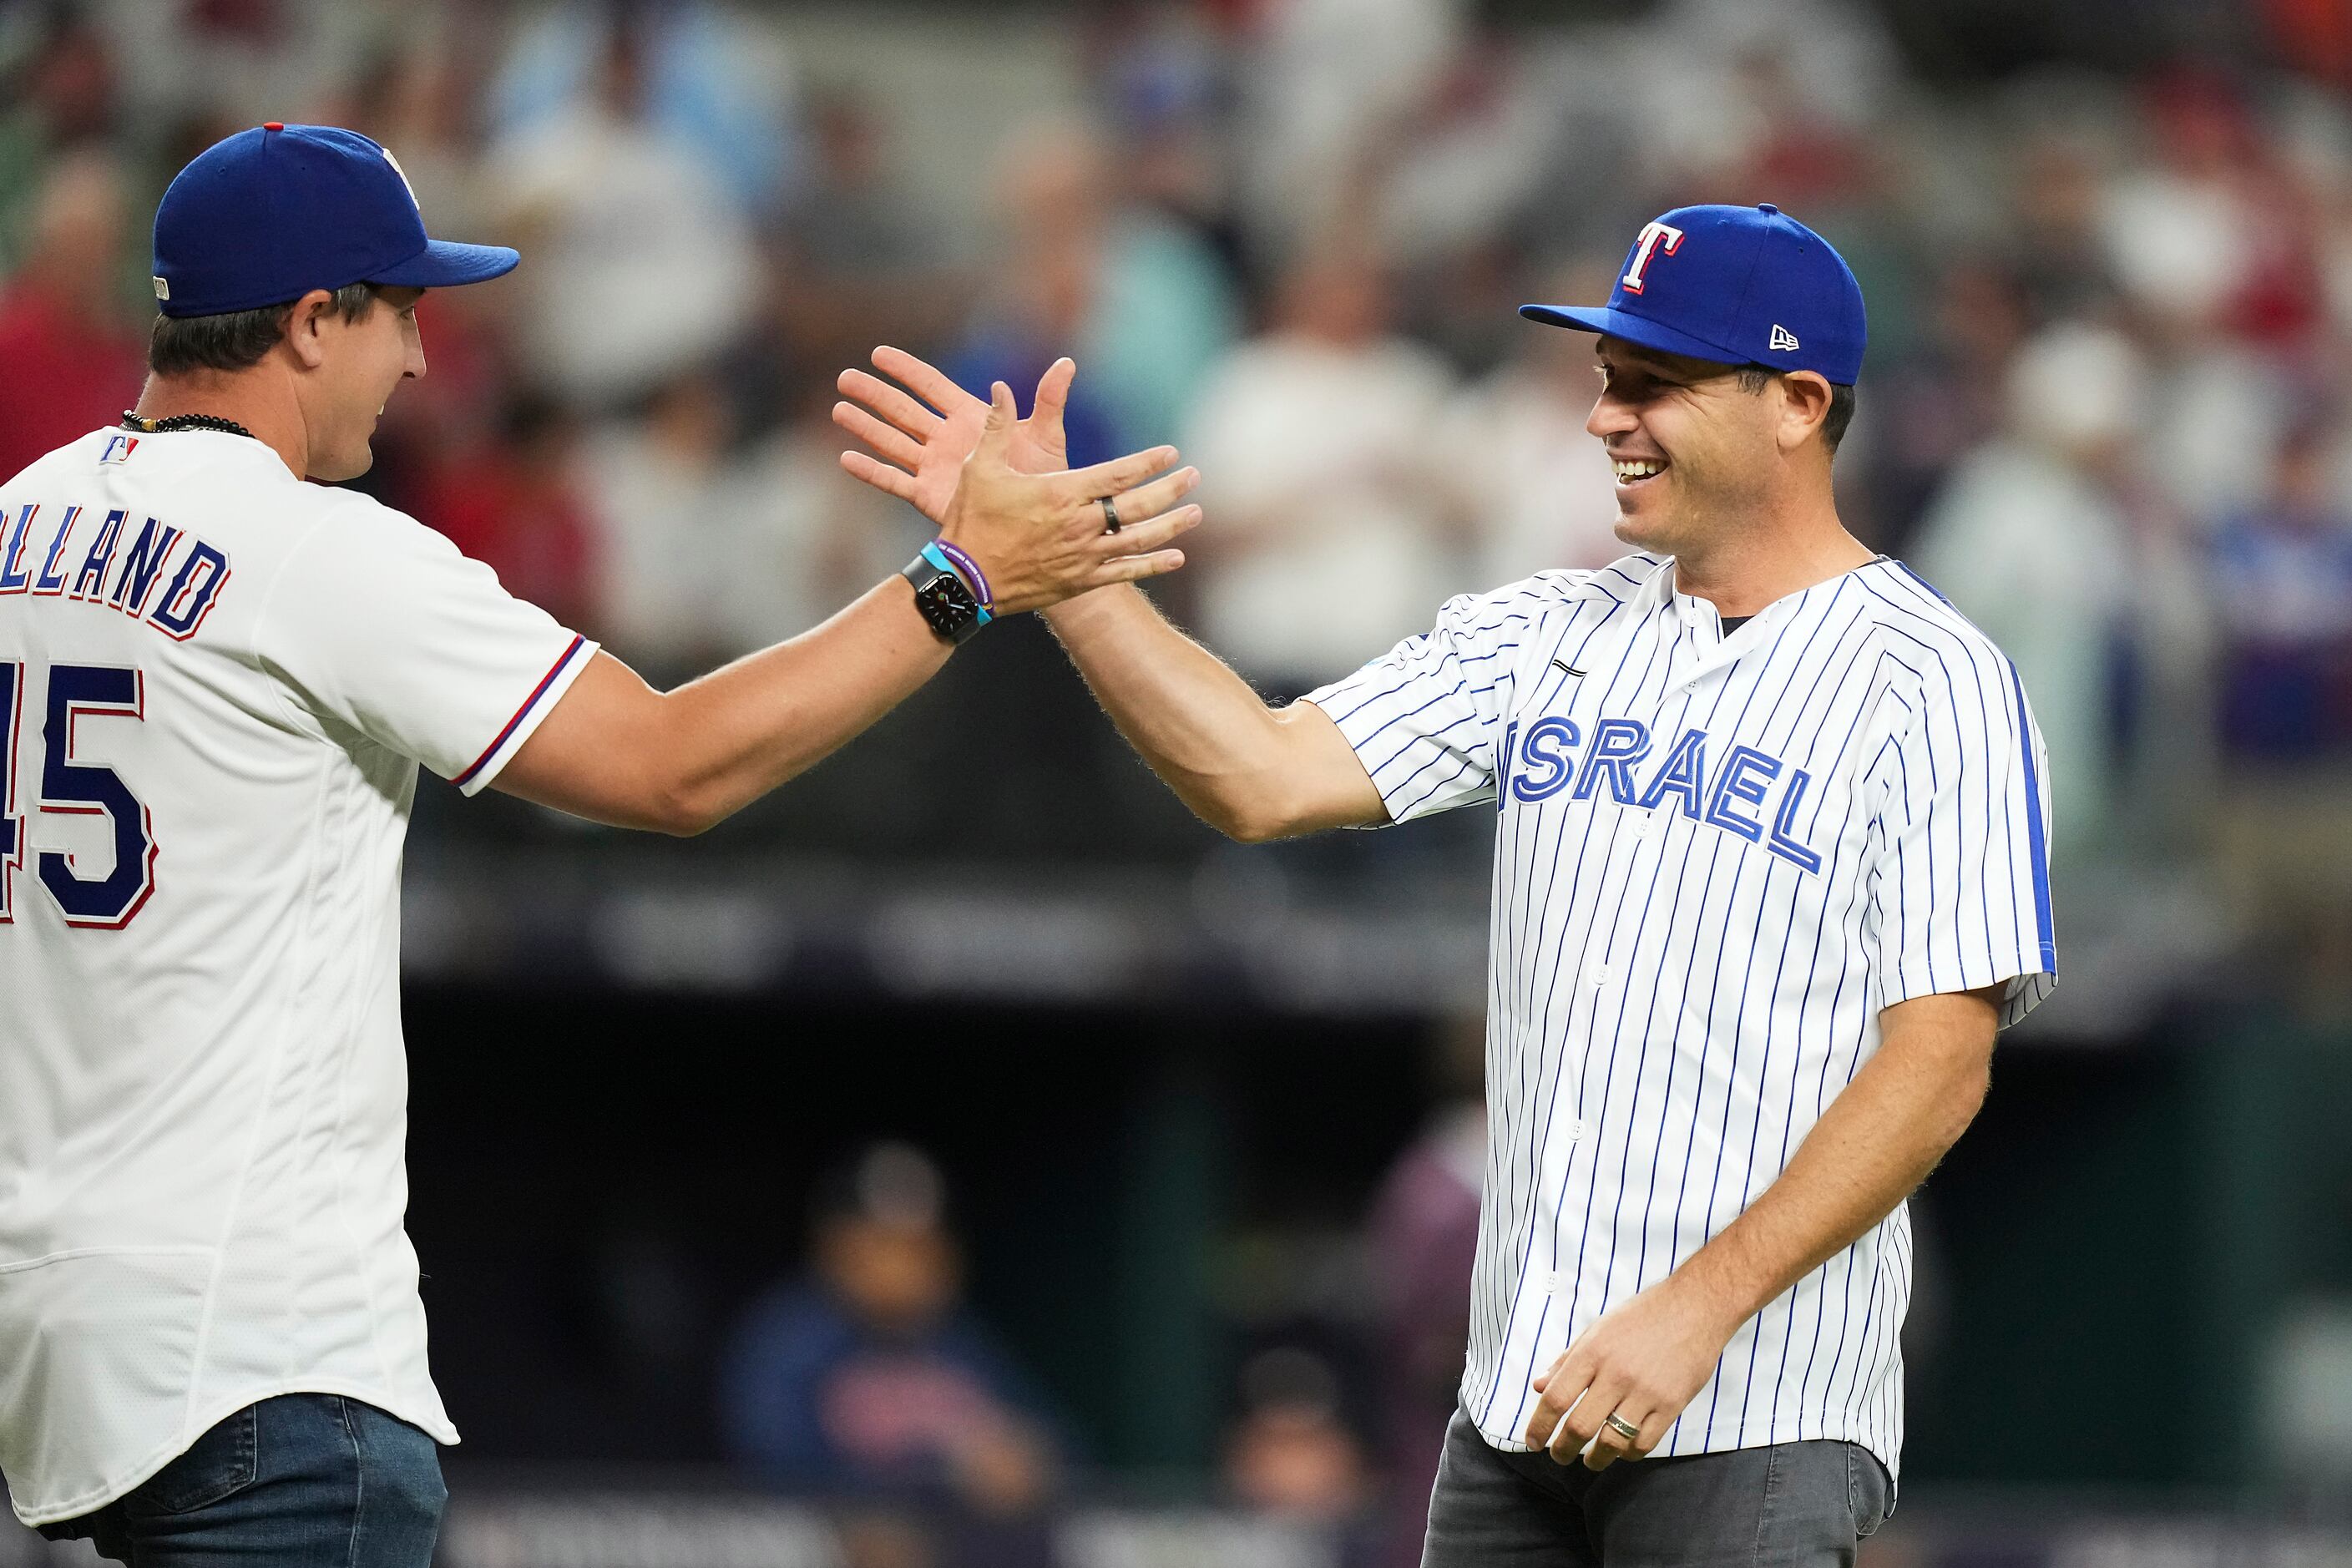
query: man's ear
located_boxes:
[1777,372,1834,456]
[281,289,336,371]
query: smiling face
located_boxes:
[299,285,426,481]
[1586,336,1782,559]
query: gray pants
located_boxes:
[1420,1404,1890,1566]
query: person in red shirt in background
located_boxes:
[0,151,145,480]
[414,390,603,637]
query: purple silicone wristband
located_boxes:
[933,539,994,609]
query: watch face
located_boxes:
[914,571,976,636]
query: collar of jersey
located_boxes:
[1663,555,1892,645]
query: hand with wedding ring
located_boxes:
[1521,1272,1745,1472]
[928,382,1197,615]
[833,347,1191,613]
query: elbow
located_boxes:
[1933,1054,1994,1151]
[1212,790,1305,846]
[1220,811,1285,846]
[645,777,729,837]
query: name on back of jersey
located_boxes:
[0,500,232,640]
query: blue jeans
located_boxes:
[39,1395,446,1568]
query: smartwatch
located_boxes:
[900,541,993,645]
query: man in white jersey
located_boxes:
[0,124,1201,1565]
[835,204,2056,1564]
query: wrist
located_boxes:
[901,542,993,645]
[931,536,994,613]
[1040,581,1139,636]
[1665,1243,1766,1340]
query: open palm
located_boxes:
[835,346,1074,524]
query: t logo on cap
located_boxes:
[1621,220,1685,295]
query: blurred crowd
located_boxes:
[715,1129,1466,1568]
[8,3,2352,930]
[17,2,2352,1560]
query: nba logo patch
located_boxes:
[100,434,139,464]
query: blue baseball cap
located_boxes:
[1521,203,1865,385]
[152,123,518,318]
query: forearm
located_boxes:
[1044,586,1375,841]
[653,579,950,829]
[503,579,948,833]
[1670,991,1997,1336]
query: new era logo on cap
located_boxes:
[1518,202,1867,385]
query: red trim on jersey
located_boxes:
[453,635,587,788]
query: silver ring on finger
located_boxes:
[1099,495,1121,534]
[1602,1413,1641,1443]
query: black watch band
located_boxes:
[901,545,989,645]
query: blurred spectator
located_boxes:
[488,0,799,217]
[948,119,1237,463]
[101,0,367,144]
[1363,1017,1484,1568]
[714,407,930,656]
[720,1144,1060,1525]
[2106,72,2325,348]
[583,372,916,670]
[1912,324,2142,861]
[1093,1,1246,280]
[580,370,741,671]
[2205,417,2352,1011]
[1377,40,1560,288]
[1853,258,2031,557]
[1436,258,1629,586]
[771,90,962,385]
[415,392,600,635]
[1622,0,1900,198]
[2007,130,2123,329]
[341,31,498,245]
[1184,244,1459,689]
[0,149,143,480]
[1237,0,1468,254]
[0,7,120,273]
[1222,1347,1372,1528]
[483,18,759,409]
[2208,417,2352,761]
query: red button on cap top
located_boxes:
[262,122,284,132]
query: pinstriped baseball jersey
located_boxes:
[1302,551,2055,1479]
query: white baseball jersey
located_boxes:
[1303,551,2055,1479]
[0,428,594,1525]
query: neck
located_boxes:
[132,368,307,478]
[1667,481,1872,620]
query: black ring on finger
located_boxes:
[1601,1413,1641,1443]
[1099,495,1120,534]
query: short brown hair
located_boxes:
[1736,366,1857,458]
[148,282,379,377]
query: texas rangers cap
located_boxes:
[1520,203,1865,385]
[151,122,518,318]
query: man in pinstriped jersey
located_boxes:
[836,202,2055,1565]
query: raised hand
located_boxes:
[939,382,1199,615]
[836,346,1075,524]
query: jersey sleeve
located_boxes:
[1299,584,1535,824]
[253,500,598,795]
[1869,652,2057,1028]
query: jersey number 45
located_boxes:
[0,660,156,928]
